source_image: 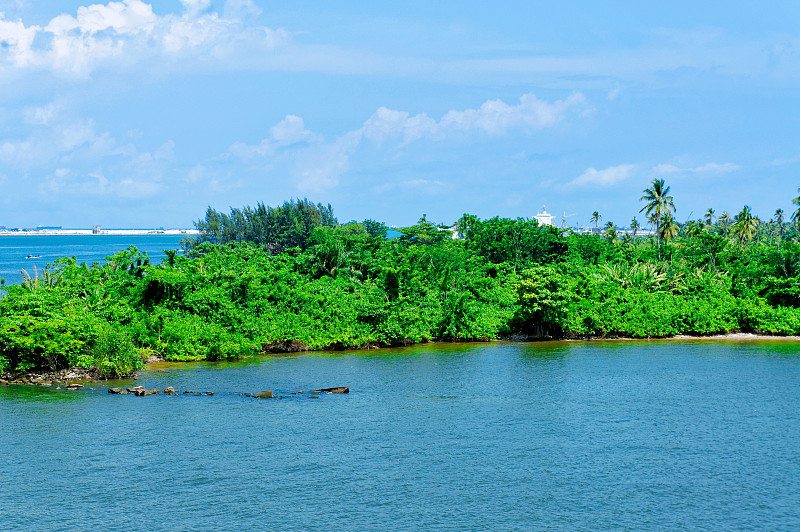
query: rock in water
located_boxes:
[108,387,122,394]
[312,387,349,394]
[254,391,274,399]
[164,387,176,395]
[143,388,160,396]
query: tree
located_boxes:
[603,221,617,241]
[704,208,715,226]
[792,188,800,229]
[718,211,731,236]
[775,208,785,239]
[630,217,640,238]
[732,205,759,246]
[591,211,601,230]
[659,212,679,243]
[362,219,389,239]
[684,220,704,238]
[189,198,338,253]
[640,178,676,255]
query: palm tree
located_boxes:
[704,208,715,226]
[775,208,785,239]
[591,211,601,231]
[718,211,731,236]
[640,178,676,255]
[684,220,703,238]
[659,212,679,243]
[792,189,800,230]
[603,221,617,241]
[732,205,759,246]
[630,217,640,238]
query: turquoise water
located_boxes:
[1,340,799,530]
[0,234,185,285]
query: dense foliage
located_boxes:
[3,192,800,377]
[189,198,337,252]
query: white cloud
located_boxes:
[268,115,313,147]
[56,120,95,151]
[228,93,587,192]
[180,0,211,17]
[88,171,111,194]
[653,162,739,174]
[0,116,106,167]
[359,93,586,144]
[1,101,176,200]
[185,164,207,183]
[361,107,436,144]
[23,102,61,125]
[45,0,158,36]
[117,177,161,198]
[228,114,313,160]
[0,14,38,67]
[0,0,290,77]
[223,0,261,20]
[374,178,448,195]
[154,140,175,161]
[568,164,635,187]
[438,93,585,135]
[0,138,34,165]
[294,131,360,192]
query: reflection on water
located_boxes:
[2,340,799,530]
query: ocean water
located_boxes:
[0,234,185,285]
[1,340,799,530]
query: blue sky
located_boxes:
[0,1,798,229]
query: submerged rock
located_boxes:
[254,390,274,399]
[312,387,349,394]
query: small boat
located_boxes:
[25,254,42,259]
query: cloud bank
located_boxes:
[0,0,287,77]
[229,92,588,192]
[653,162,740,175]
[568,164,635,188]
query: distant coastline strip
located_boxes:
[0,229,199,236]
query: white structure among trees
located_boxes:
[534,207,554,226]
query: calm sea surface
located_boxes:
[0,234,185,286]
[1,341,799,530]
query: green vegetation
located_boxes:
[3,186,800,377]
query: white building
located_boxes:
[534,207,554,226]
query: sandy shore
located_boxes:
[670,332,800,341]
[559,332,800,342]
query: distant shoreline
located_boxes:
[0,229,198,236]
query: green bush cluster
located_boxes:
[3,206,800,377]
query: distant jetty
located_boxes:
[0,228,198,236]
